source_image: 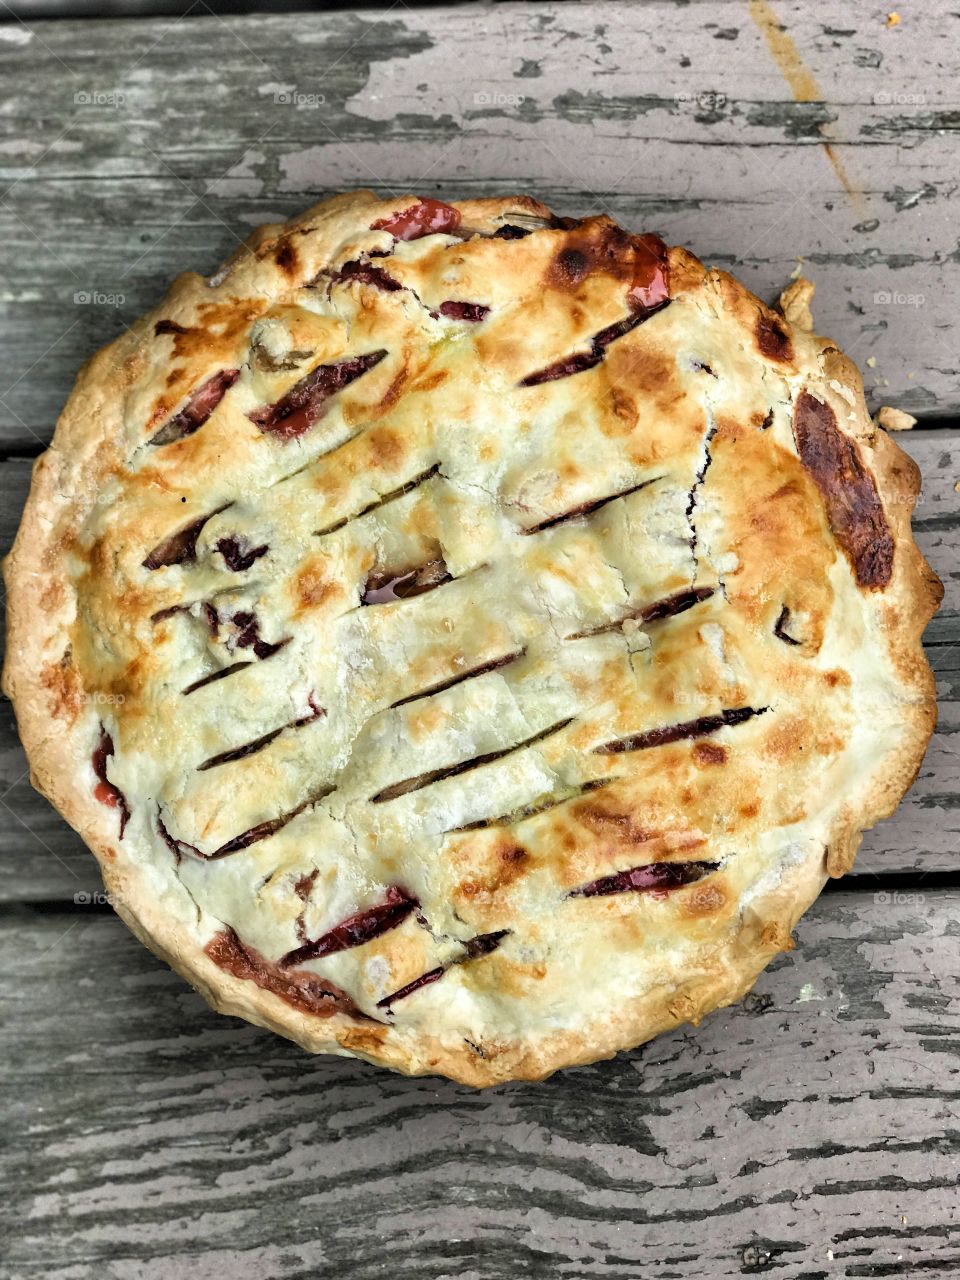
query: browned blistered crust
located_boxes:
[3,191,941,1086]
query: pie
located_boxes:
[3,190,941,1085]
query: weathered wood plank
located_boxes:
[2,892,958,1278]
[1,430,954,900]
[1,3,958,446]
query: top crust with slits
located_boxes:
[3,189,941,1086]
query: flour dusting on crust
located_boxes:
[3,191,941,1085]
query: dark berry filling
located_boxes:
[216,536,268,572]
[595,706,768,755]
[330,260,404,292]
[142,506,229,571]
[437,301,490,322]
[227,611,290,660]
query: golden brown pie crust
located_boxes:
[3,190,942,1085]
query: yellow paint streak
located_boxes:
[747,0,867,217]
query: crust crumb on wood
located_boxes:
[778,277,815,332]
[876,405,917,432]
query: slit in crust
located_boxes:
[377,929,509,1008]
[595,706,768,755]
[316,464,440,537]
[449,778,612,832]
[371,719,573,803]
[389,649,524,710]
[521,476,662,535]
[148,369,239,446]
[91,726,129,837]
[570,860,718,898]
[249,350,386,441]
[158,789,333,861]
[567,587,715,640]
[280,885,417,967]
[519,300,670,387]
[142,506,230,571]
[361,557,452,606]
[196,695,324,771]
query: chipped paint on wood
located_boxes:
[0,4,957,439]
[1,897,958,1277]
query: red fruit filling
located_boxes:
[628,232,670,311]
[92,726,129,837]
[205,927,362,1019]
[370,198,462,241]
[571,861,717,898]
[249,350,386,441]
[149,369,239,446]
[280,886,418,967]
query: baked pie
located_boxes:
[4,190,941,1085]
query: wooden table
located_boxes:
[2,4,958,1276]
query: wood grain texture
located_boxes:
[0,430,954,900]
[0,7,957,1276]
[0,2,958,447]
[1,893,958,1279]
